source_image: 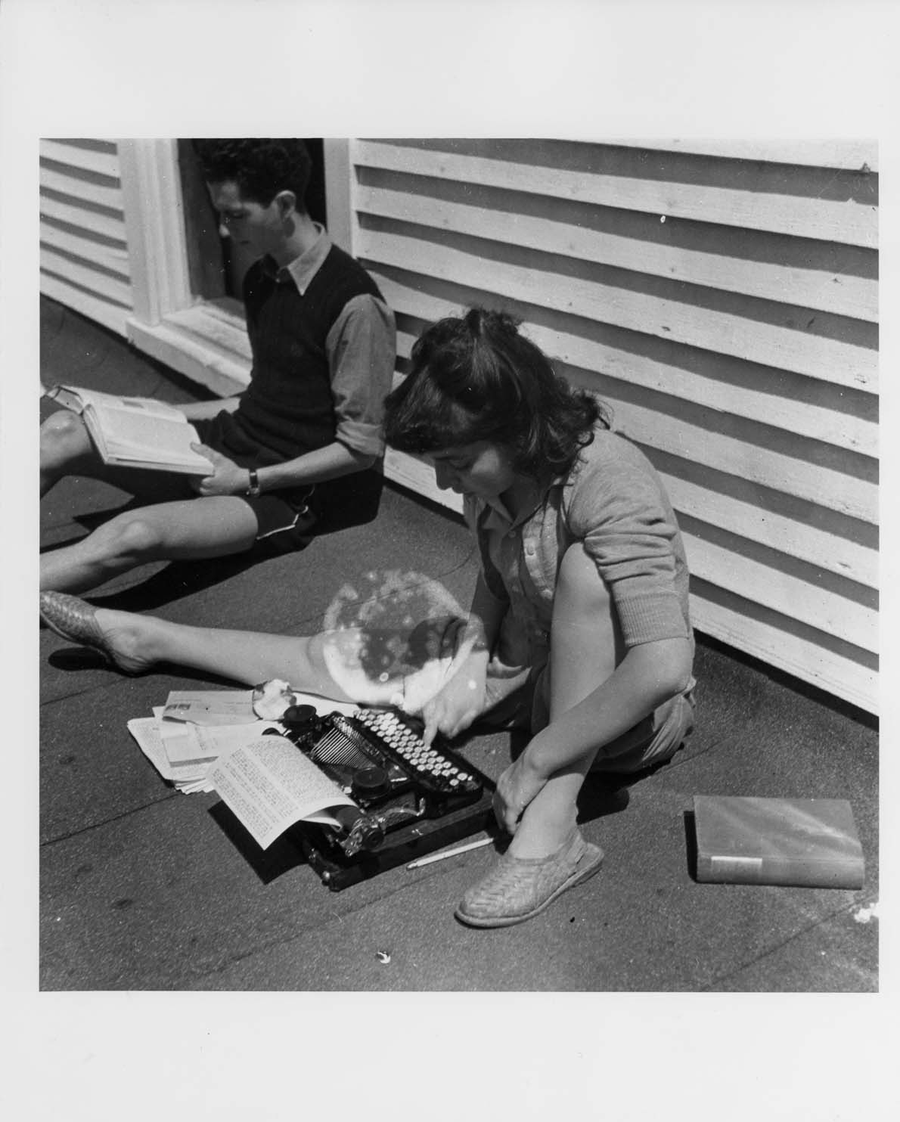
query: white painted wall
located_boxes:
[39,139,134,336]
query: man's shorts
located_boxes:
[193,415,318,555]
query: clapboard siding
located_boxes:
[357,182,878,322]
[355,140,878,248]
[348,138,878,713]
[39,139,134,336]
[383,280,876,522]
[361,227,876,390]
[40,246,131,307]
[689,581,876,715]
[40,138,122,180]
[592,140,877,172]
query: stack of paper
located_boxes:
[127,688,355,795]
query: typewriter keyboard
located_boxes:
[353,709,480,794]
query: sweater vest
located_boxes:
[232,245,384,462]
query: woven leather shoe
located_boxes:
[455,827,603,928]
[39,591,145,675]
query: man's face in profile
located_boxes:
[209,179,289,261]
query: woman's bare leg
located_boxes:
[508,544,621,858]
[90,609,359,702]
[40,495,259,593]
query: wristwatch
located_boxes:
[246,468,262,498]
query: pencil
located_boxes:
[406,836,494,869]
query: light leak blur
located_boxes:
[319,570,467,712]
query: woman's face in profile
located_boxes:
[429,441,518,500]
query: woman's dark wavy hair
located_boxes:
[384,308,611,479]
[192,139,312,210]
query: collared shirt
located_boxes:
[261,224,395,457]
[464,425,693,667]
[477,480,557,665]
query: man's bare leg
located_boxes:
[40,409,196,501]
[40,495,259,593]
[40,410,98,497]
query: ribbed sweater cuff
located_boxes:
[615,592,690,647]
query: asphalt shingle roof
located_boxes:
[39,297,878,993]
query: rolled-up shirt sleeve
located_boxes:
[565,440,690,647]
[325,293,396,457]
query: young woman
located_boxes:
[40,308,695,928]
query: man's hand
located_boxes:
[190,444,250,497]
[493,752,550,835]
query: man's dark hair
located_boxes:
[384,307,610,479]
[192,139,312,209]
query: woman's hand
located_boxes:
[419,659,487,746]
[493,752,550,835]
[190,444,250,497]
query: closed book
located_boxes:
[693,795,864,889]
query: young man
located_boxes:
[40,138,396,594]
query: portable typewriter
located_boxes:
[273,704,495,890]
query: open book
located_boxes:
[209,736,360,848]
[44,384,213,475]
